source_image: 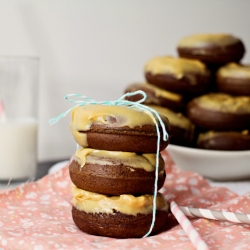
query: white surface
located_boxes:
[0,1,250,161]
[167,144,250,181]
[0,118,38,180]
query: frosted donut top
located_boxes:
[198,130,249,141]
[74,148,165,172]
[217,63,250,78]
[194,93,250,113]
[148,105,194,130]
[70,104,156,131]
[144,56,209,78]
[177,34,241,48]
[129,83,183,102]
[72,186,169,215]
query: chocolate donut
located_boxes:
[124,83,187,112]
[144,56,211,95]
[148,105,195,147]
[197,130,250,151]
[187,93,250,131]
[216,63,250,96]
[69,148,166,195]
[72,186,169,238]
[177,34,245,66]
[70,104,170,153]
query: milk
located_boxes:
[0,118,38,180]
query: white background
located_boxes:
[0,0,249,162]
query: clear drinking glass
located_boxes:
[0,56,39,182]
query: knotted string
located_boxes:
[49,90,169,237]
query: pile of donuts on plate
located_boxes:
[125,33,250,151]
[68,104,171,238]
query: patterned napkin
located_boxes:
[0,151,250,250]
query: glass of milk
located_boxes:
[0,56,39,182]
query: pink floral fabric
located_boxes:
[0,151,250,250]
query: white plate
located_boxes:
[48,160,69,174]
[167,144,250,181]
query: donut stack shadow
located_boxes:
[124,33,250,151]
[68,104,171,238]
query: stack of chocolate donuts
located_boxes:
[68,104,171,238]
[125,33,250,151]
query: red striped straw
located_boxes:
[166,195,210,250]
[0,97,7,122]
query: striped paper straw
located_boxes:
[0,97,7,122]
[166,195,210,250]
[180,206,250,224]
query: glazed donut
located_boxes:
[148,105,195,147]
[70,104,170,153]
[187,93,250,131]
[72,186,169,238]
[69,148,166,195]
[216,63,250,96]
[144,56,211,95]
[124,82,187,112]
[177,34,245,66]
[197,130,250,151]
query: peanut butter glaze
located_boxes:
[198,130,249,141]
[177,34,241,48]
[72,186,169,215]
[128,83,183,102]
[74,148,165,172]
[217,63,250,78]
[144,56,209,79]
[70,104,156,132]
[148,105,194,130]
[194,93,250,113]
